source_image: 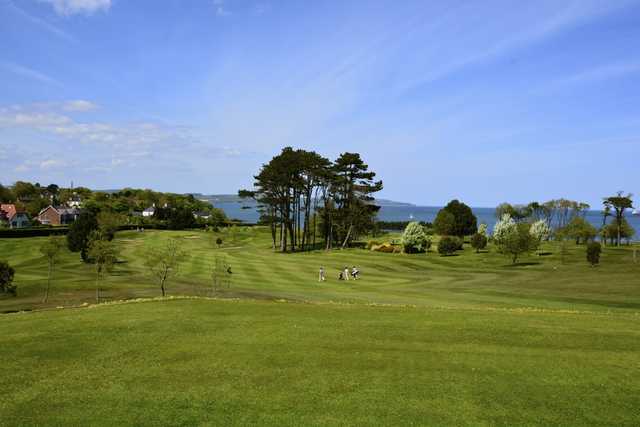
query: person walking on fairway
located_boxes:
[343,266,350,281]
[319,266,326,282]
[351,266,359,280]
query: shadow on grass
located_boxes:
[537,252,553,256]
[503,262,541,267]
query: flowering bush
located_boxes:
[530,220,550,241]
[401,221,431,253]
[493,214,538,264]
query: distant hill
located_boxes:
[94,190,415,207]
[193,194,415,207]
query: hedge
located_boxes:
[0,222,259,238]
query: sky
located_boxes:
[1,0,639,207]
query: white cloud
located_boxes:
[40,0,111,16]
[0,61,62,86]
[6,0,75,41]
[40,159,68,169]
[63,100,99,112]
[561,62,640,86]
[0,107,72,128]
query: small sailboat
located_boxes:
[409,214,414,220]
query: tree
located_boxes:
[401,221,431,253]
[87,234,119,303]
[470,233,487,253]
[495,203,528,222]
[0,260,16,296]
[97,211,124,241]
[493,214,538,264]
[39,236,65,303]
[433,209,456,236]
[67,211,98,262]
[586,242,601,267]
[602,218,635,245]
[561,217,596,245]
[477,223,488,237]
[437,236,458,256]
[211,255,232,294]
[144,239,188,297]
[439,200,477,236]
[603,192,633,246]
[168,207,196,230]
[330,152,383,249]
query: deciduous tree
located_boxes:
[144,239,188,297]
[39,236,65,303]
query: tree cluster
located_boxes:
[243,147,382,252]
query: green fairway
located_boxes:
[1,229,640,425]
[1,228,639,313]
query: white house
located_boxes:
[143,206,156,217]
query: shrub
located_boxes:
[372,243,397,253]
[216,237,223,247]
[470,233,487,253]
[366,240,381,250]
[438,236,458,256]
[493,215,538,264]
[401,221,431,253]
[586,242,601,266]
[0,260,16,296]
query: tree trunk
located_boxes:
[95,273,100,303]
[43,261,52,303]
[341,224,354,249]
[280,222,287,252]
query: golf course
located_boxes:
[1,228,639,425]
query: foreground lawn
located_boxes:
[1,298,639,426]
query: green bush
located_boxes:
[470,233,488,253]
[401,221,431,253]
[0,260,16,296]
[437,236,458,256]
[586,242,601,266]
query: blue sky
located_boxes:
[1,0,639,207]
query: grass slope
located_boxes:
[1,229,639,425]
[1,228,639,313]
[1,299,639,426]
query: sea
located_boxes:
[214,201,640,239]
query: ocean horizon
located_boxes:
[214,201,640,238]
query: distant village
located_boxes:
[0,182,228,230]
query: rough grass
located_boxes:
[1,228,639,425]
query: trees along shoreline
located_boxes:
[241,147,383,252]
